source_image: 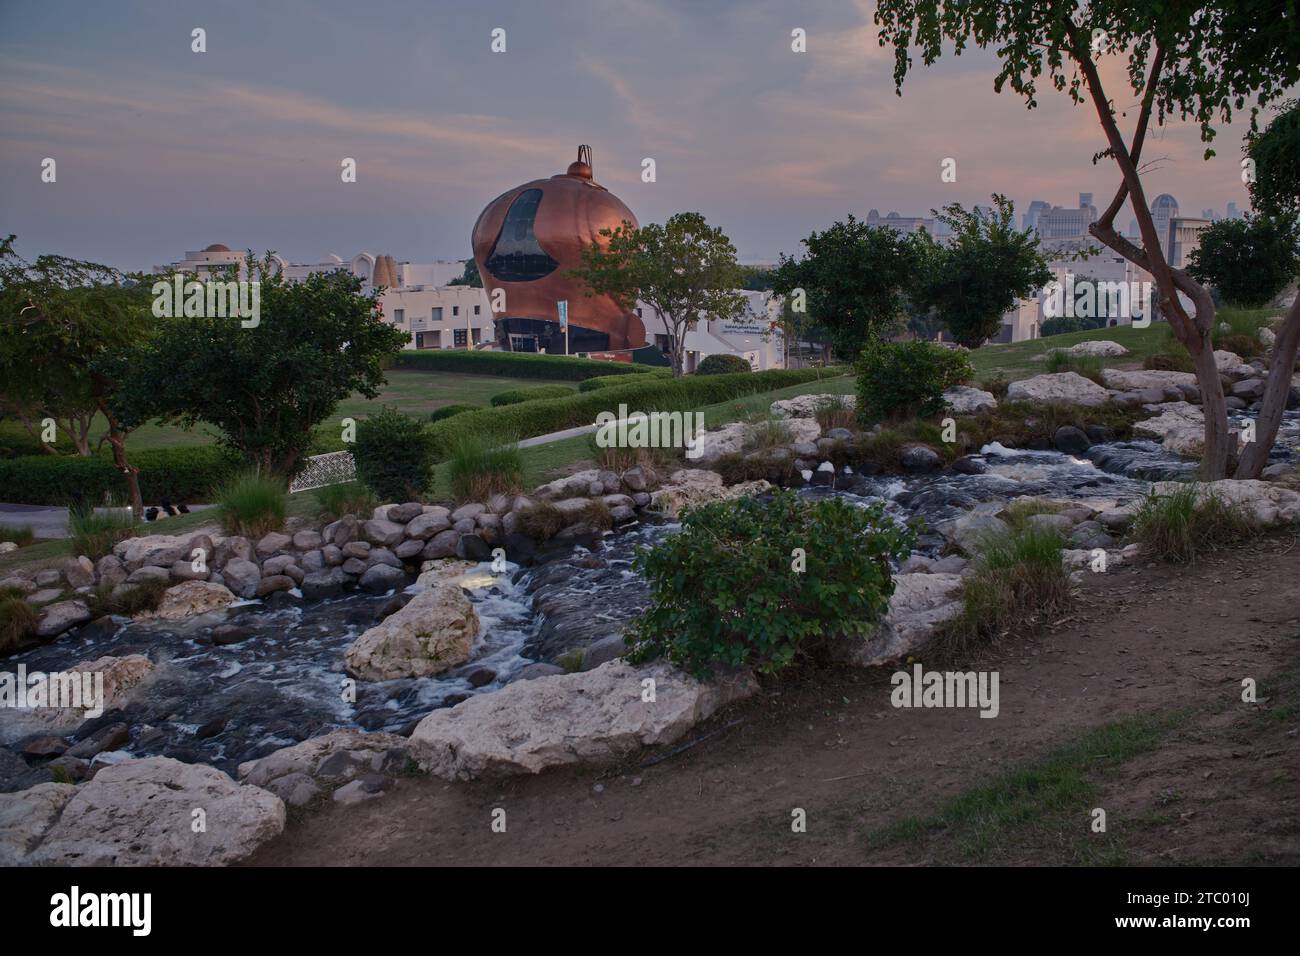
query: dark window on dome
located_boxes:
[486,188,558,282]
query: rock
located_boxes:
[1101,368,1198,392]
[358,564,406,594]
[649,469,770,518]
[27,588,64,606]
[167,558,209,582]
[238,728,409,794]
[365,547,402,570]
[255,532,292,556]
[34,568,63,588]
[404,511,451,540]
[1006,371,1110,407]
[321,544,343,566]
[581,633,629,670]
[212,624,253,646]
[951,455,987,475]
[300,567,348,601]
[362,519,405,548]
[1025,512,1075,534]
[330,515,359,547]
[61,557,96,589]
[0,783,78,865]
[1231,378,1266,400]
[900,445,941,473]
[1213,349,1244,370]
[513,662,566,682]
[66,722,129,759]
[944,385,998,414]
[422,529,462,560]
[291,530,323,551]
[35,600,92,638]
[944,513,1009,554]
[94,555,127,588]
[769,393,855,419]
[28,654,154,729]
[125,565,170,586]
[264,772,320,807]
[451,503,486,523]
[332,777,388,804]
[1132,401,1207,457]
[219,558,261,599]
[931,555,968,574]
[621,466,653,492]
[1148,479,1300,528]
[1052,425,1091,455]
[255,575,295,597]
[827,573,965,666]
[1066,339,1128,357]
[154,581,236,621]
[344,584,479,681]
[387,502,424,524]
[410,661,757,780]
[456,533,493,562]
[23,757,284,867]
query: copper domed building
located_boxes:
[471,146,646,353]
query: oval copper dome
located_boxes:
[471,147,645,353]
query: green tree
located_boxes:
[113,263,408,477]
[874,0,1300,479]
[569,212,746,377]
[1187,214,1300,308]
[914,197,1051,348]
[769,215,923,361]
[1246,99,1300,218]
[0,236,152,513]
[449,258,482,288]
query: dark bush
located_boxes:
[428,404,479,423]
[0,446,242,505]
[626,490,913,678]
[578,369,673,392]
[856,340,972,422]
[391,349,658,381]
[489,384,576,406]
[695,353,752,375]
[353,406,436,501]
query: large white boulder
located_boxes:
[344,583,479,681]
[23,757,284,866]
[1065,339,1128,357]
[1101,367,1198,391]
[769,393,855,420]
[28,654,155,729]
[410,660,757,780]
[0,783,77,865]
[827,573,965,666]
[152,580,236,621]
[1148,479,1300,527]
[1006,371,1110,407]
[648,469,770,517]
[943,385,998,414]
[1132,402,1207,457]
[696,419,820,463]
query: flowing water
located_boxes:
[3,416,1297,774]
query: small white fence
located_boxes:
[289,451,356,493]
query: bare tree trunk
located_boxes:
[1236,298,1300,478]
[97,398,142,518]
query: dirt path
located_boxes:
[248,532,1300,866]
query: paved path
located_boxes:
[0,503,214,540]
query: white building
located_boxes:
[634,291,785,372]
[383,284,494,351]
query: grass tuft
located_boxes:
[1129,484,1260,563]
[68,502,136,560]
[314,481,378,522]
[214,471,287,538]
[0,524,35,548]
[446,433,524,504]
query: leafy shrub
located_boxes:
[855,340,972,422]
[0,592,38,654]
[89,576,171,618]
[1044,349,1105,384]
[445,433,524,503]
[0,524,35,547]
[353,406,435,501]
[490,384,576,407]
[626,490,914,677]
[695,353,751,375]
[427,367,837,460]
[579,369,673,392]
[428,404,479,423]
[938,523,1072,658]
[68,502,136,561]
[0,446,242,506]
[391,349,658,381]
[1130,484,1260,562]
[515,500,564,539]
[0,420,76,459]
[314,481,378,521]
[213,471,287,538]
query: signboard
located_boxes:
[557,299,568,330]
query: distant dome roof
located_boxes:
[204,243,231,252]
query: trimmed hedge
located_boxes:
[696,353,752,375]
[0,447,242,505]
[428,404,479,423]
[427,367,843,458]
[578,369,673,392]
[391,350,657,381]
[490,384,576,407]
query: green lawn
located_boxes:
[86,369,578,452]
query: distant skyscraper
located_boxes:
[1023,200,1051,233]
[1227,201,1240,220]
[864,208,935,235]
[1150,194,1180,253]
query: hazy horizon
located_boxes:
[1,0,1287,272]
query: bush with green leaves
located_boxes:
[489,384,575,406]
[1186,213,1300,307]
[855,339,972,422]
[428,403,479,423]
[353,406,436,502]
[391,349,657,381]
[695,353,751,375]
[0,446,241,506]
[626,490,913,678]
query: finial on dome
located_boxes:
[566,144,593,180]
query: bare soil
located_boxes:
[247,532,1300,866]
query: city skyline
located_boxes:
[1,0,1284,272]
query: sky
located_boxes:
[0,0,1285,272]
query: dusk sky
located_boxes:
[0,0,1283,272]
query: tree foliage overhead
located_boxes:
[913,196,1051,348]
[769,215,924,360]
[112,265,408,477]
[569,211,746,377]
[1187,213,1300,308]
[1246,99,1300,218]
